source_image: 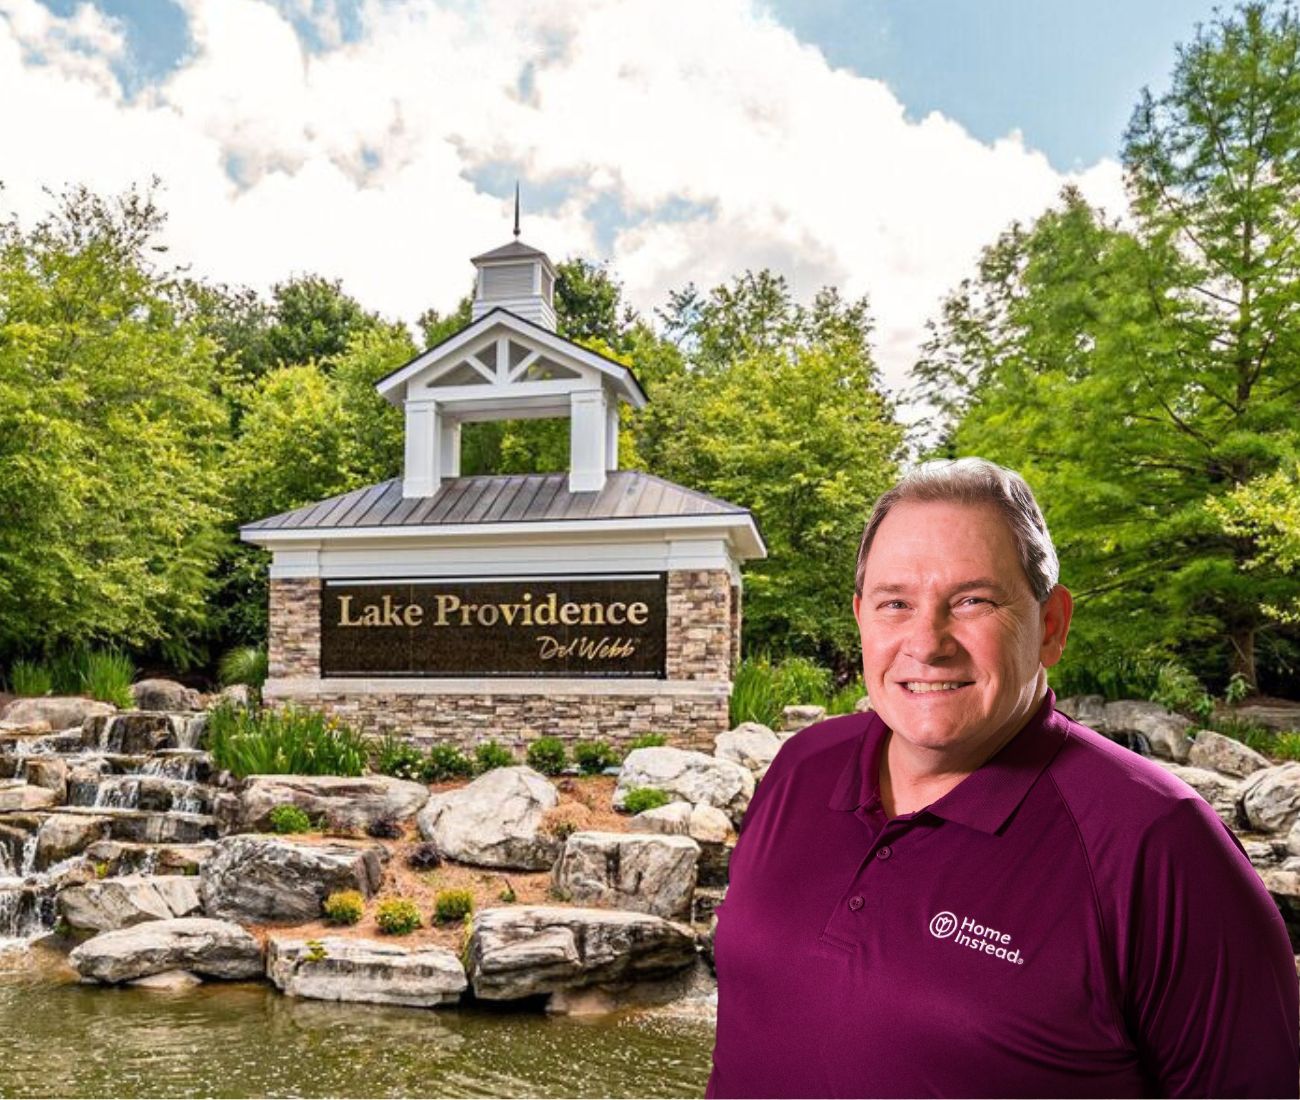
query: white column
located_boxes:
[605,400,620,471]
[569,388,607,493]
[439,416,461,478]
[403,398,440,498]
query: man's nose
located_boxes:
[902,605,958,663]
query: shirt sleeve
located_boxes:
[1124,795,1299,1097]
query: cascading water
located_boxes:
[93,777,141,810]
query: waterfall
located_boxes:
[18,835,37,878]
[93,777,141,810]
[0,884,56,946]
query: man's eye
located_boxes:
[879,600,908,610]
[958,597,990,607]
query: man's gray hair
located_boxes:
[855,458,1060,603]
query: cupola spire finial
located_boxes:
[513,182,521,239]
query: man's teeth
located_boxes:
[905,682,968,693]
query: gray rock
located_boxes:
[83,840,213,877]
[629,801,693,835]
[0,783,56,813]
[552,831,699,919]
[1159,764,1239,826]
[21,757,67,802]
[781,705,826,732]
[130,679,202,712]
[200,835,386,924]
[82,713,185,755]
[686,804,732,844]
[215,684,253,709]
[1241,763,1300,834]
[60,875,202,933]
[218,774,429,835]
[466,905,698,1001]
[615,747,754,827]
[267,936,467,1007]
[1102,701,1194,762]
[129,969,203,990]
[1055,694,1107,729]
[1188,729,1272,778]
[714,723,781,781]
[853,696,873,714]
[35,813,111,869]
[0,697,114,730]
[69,917,263,983]
[417,766,560,870]
[46,806,214,846]
[1261,867,1300,901]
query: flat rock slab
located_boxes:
[615,748,754,826]
[60,874,202,933]
[0,783,57,813]
[47,806,215,845]
[1187,729,1272,778]
[220,774,429,834]
[418,766,560,870]
[69,917,263,983]
[552,831,699,919]
[200,835,386,924]
[35,813,112,869]
[466,905,697,1001]
[267,936,467,1007]
[84,840,214,877]
[0,697,115,730]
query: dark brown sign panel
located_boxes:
[320,575,667,678]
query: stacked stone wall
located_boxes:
[268,579,320,679]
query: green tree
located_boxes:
[0,184,228,664]
[264,274,380,371]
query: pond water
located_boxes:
[0,946,716,1098]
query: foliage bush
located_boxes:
[626,733,667,751]
[8,659,52,697]
[373,733,426,782]
[473,740,514,774]
[622,787,671,814]
[526,736,567,776]
[434,888,474,923]
[268,804,313,834]
[375,897,422,935]
[573,739,621,774]
[422,743,474,781]
[82,649,135,708]
[827,676,866,716]
[1151,661,1215,722]
[772,655,833,709]
[322,889,364,925]
[219,645,268,691]
[207,702,369,779]
[731,654,838,727]
[1048,649,1163,702]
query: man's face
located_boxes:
[852,500,1071,760]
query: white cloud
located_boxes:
[0,0,1127,395]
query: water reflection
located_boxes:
[0,947,713,1098]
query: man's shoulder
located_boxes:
[769,711,876,771]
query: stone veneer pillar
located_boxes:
[268,578,321,679]
[665,570,733,681]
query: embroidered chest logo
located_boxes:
[929,911,1025,966]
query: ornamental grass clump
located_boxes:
[573,739,620,774]
[434,888,474,924]
[8,659,52,697]
[207,702,369,779]
[622,787,671,815]
[219,645,269,692]
[526,736,567,776]
[323,889,365,925]
[729,657,782,728]
[268,804,313,834]
[375,897,422,935]
[81,649,135,708]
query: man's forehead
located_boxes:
[864,500,1028,588]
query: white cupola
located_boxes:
[470,239,558,331]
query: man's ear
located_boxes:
[1039,585,1073,668]
[852,593,863,625]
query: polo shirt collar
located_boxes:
[827,687,1069,836]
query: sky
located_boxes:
[0,0,1224,397]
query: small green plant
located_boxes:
[268,804,313,834]
[304,938,329,962]
[323,889,365,925]
[207,702,370,779]
[730,656,782,728]
[772,655,833,709]
[526,736,567,776]
[1151,661,1214,723]
[422,743,474,781]
[8,659,52,697]
[434,888,474,923]
[1273,732,1300,762]
[93,861,111,880]
[574,739,621,774]
[498,880,517,904]
[827,676,867,716]
[373,733,426,782]
[82,649,135,708]
[219,645,269,691]
[473,740,514,774]
[622,787,671,814]
[547,883,573,903]
[1224,672,1251,706]
[375,897,422,935]
[627,732,667,751]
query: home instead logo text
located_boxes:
[929,911,1025,966]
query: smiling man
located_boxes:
[707,458,1298,1099]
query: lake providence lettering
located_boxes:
[335,591,650,630]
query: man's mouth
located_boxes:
[901,681,974,694]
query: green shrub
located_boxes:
[827,676,866,716]
[627,733,667,751]
[1151,661,1214,722]
[526,737,567,776]
[323,889,365,925]
[1273,732,1300,762]
[574,739,621,774]
[373,733,426,782]
[730,656,782,727]
[8,659,52,697]
[375,897,422,935]
[268,804,313,834]
[1224,672,1251,706]
[206,702,369,779]
[82,649,134,708]
[49,649,86,695]
[434,888,474,923]
[473,740,514,774]
[772,655,832,709]
[219,645,269,691]
[622,787,671,814]
[422,743,474,781]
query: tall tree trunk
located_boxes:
[1229,625,1257,694]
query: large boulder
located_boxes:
[417,766,560,870]
[714,723,782,781]
[1158,764,1239,827]
[69,917,262,983]
[781,705,825,733]
[217,774,429,835]
[615,747,754,826]
[34,812,111,869]
[1102,701,1194,762]
[0,696,114,730]
[131,679,202,712]
[1241,764,1300,834]
[267,936,467,1007]
[1188,729,1271,779]
[552,831,699,919]
[465,905,698,1001]
[0,782,56,813]
[60,875,202,933]
[200,835,386,924]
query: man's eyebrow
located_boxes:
[865,578,1009,598]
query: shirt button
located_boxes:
[876,845,892,860]
[848,895,864,911]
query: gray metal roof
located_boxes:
[471,239,551,264]
[241,470,755,534]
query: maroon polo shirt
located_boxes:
[706,689,1298,1098]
